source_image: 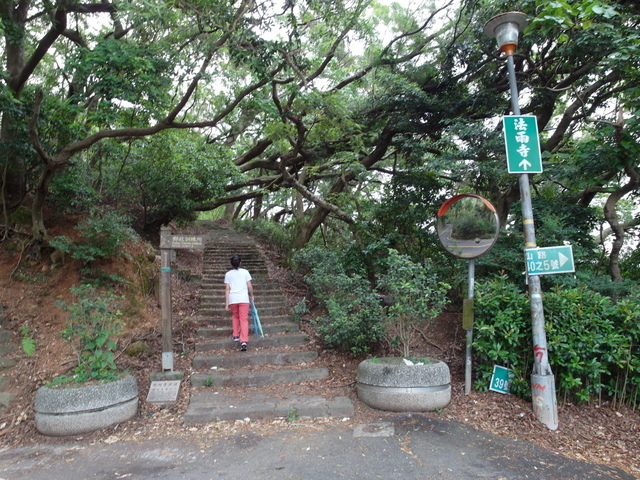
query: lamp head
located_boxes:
[483,12,528,56]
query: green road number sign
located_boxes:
[489,365,511,394]
[525,245,575,276]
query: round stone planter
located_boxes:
[34,374,139,436]
[356,357,451,412]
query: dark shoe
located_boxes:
[233,336,239,342]
[240,342,247,351]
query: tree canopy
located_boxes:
[2,0,639,281]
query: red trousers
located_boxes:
[230,303,249,343]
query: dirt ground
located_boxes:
[0,225,638,478]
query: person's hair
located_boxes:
[230,255,241,269]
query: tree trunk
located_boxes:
[31,163,60,241]
[1,119,27,212]
[603,166,640,282]
[291,129,395,249]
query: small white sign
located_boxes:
[146,380,181,404]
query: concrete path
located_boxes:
[0,414,634,480]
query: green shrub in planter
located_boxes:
[54,284,124,384]
[378,249,449,357]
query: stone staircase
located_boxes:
[183,227,354,423]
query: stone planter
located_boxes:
[356,357,450,412]
[35,374,138,436]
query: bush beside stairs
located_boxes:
[184,227,354,424]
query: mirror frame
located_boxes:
[436,194,500,259]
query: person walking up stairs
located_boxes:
[184,226,354,423]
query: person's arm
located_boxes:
[225,283,230,310]
[247,280,254,302]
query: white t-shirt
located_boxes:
[224,268,252,304]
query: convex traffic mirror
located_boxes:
[437,194,500,259]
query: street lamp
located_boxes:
[484,12,559,431]
[483,12,528,56]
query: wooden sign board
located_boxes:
[160,235,204,249]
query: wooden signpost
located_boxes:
[159,226,205,371]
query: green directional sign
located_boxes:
[525,245,575,276]
[503,115,543,174]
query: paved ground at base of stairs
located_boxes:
[0,414,634,480]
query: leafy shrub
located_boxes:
[49,168,97,214]
[235,219,293,254]
[473,276,532,398]
[544,287,640,405]
[293,247,385,355]
[378,249,449,357]
[54,284,124,384]
[474,276,640,406]
[49,209,136,264]
[314,273,385,355]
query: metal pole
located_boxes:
[464,258,475,394]
[160,226,174,372]
[506,55,558,430]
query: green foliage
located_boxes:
[49,168,97,214]
[235,219,294,254]
[11,270,48,284]
[473,276,640,406]
[544,287,639,405]
[621,247,640,283]
[365,170,450,262]
[483,199,600,285]
[66,38,171,125]
[378,250,450,357]
[79,268,130,288]
[49,209,136,264]
[111,132,235,229]
[54,285,124,384]
[287,407,299,422]
[293,247,385,355]
[472,276,533,398]
[293,297,310,321]
[294,246,451,357]
[19,326,36,356]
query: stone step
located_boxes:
[199,305,289,317]
[202,257,264,263]
[0,359,17,371]
[193,350,318,369]
[184,391,354,423]
[204,247,259,253]
[199,298,288,308]
[0,344,14,356]
[202,266,267,274]
[201,315,297,327]
[190,367,328,387]
[200,280,271,289]
[197,323,300,338]
[196,333,310,352]
[202,276,272,288]
[0,391,14,412]
[0,330,14,343]
[187,314,296,325]
[200,293,286,302]
[200,286,274,294]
